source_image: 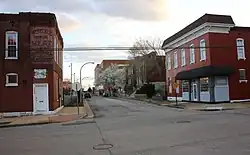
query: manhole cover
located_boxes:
[176,120,191,123]
[93,144,113,150]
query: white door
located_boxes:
[33,84,49,113]
[192,83,198,101]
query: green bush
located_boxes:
[135,84,155,98]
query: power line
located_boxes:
[28,45,235,51]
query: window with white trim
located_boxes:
[5,73,18,87]
[167,55,171,70]
[54,37,57,62]
[190,44,195,64]
[200,39,206,61]
[5,31,18,59]
[181,49,186,66]
[239,69,247,82]
[236,38,245,60]
[174,52,178,68]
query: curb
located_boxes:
[0,114,88,129]
[0,121,51,128]
[84,99,94,118]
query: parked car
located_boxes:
[84,92,91,99]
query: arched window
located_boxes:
[236,38,245,60]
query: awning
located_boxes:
[175,65,235,80]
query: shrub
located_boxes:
[135,84,156,98]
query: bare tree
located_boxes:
[127,39,165,86]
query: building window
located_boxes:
[239,69,247,82]
[5,31,18,59]
[181,49,186,66]
[5,73,18,87]
[190,44,195,64]
[236,38,245,60]
[215,77,228,85]
[174,52,178,68]
[167,55,171,70]
[200,77,209,92]
[182,80,189,92]
[200,39,206,61]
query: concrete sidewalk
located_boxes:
[0,100,94,128]
[113,96,250,111]
[154,100,250,110]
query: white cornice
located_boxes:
[163,22,235,53]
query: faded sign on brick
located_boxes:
[30,27,55,63]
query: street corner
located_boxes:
[0,116,50,128]
[48,114,86,123]
[84,99,95,119]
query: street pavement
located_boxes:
[1,96,250,155]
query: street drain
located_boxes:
[176,120,191,123]
[93,144,113,150]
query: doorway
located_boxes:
[192,83,198,101]
[33,83,49,113]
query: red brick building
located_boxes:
[0,12,63,116]
[96,60,129,90]
[99,60,130,70]
[162,13,250,103]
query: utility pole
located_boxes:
[70,63,73,103]
[73,73,76,83]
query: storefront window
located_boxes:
[200,77,209,92]
[182,80,189,92]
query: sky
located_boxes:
[1,0,250,89]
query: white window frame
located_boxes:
[181,48,186,66]
[236,38,246,60]
[5,73,18,87]
[200,39,206,61]
[167,55,171,70]
[190,44,195,64]
[239,69,247,83]
[174,52,178,68]
[5,31,18,59]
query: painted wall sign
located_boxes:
[30,27,55,63]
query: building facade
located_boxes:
[94,64,101,87]
[126,52,166,87]
[162,13,250,103]
[0,12,63,115]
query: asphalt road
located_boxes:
[1,97,250,155]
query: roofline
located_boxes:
[162,13,235,48]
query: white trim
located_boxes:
[238,69,247,81]
[5,73,18,87]
[163,23,235,53]
[167,97,182,101]
[5,31,18,59]
[199,39,206,61]
[189,44,195,64]
[181,48,186,66]
[33,83,49,114]
[236,38,246,60]
[239,80,248,83]
[230,99,250,103]
[174,51,178,68]
[167,54,171,70]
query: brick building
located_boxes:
[126,52,166,88]
[162,13,250,103]
[99,60,130,70]
[95,60,130,90]
[0,12,63,115]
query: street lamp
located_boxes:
[79,61,94,103]
[80,61,95,87]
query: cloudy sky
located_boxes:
[1,0,250,89]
